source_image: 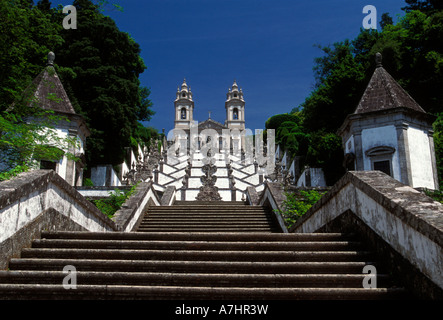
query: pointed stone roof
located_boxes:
[354,53,426,115]
[23,52,77,115]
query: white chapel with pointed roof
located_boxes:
[338,53,439,190]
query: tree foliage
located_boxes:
[0,0,156,177]
[276,189,326,228]
[56,0,154,168]
[0,107,79,176]
[91,184,137,218]
[278,2,443,187]
[0,0,64,112]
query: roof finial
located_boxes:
[47,52,55,66]
[375,52,382,68]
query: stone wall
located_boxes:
[256,182,288,233]
[0,170,117,269]
[112,181,161,232]
[91,165,122,186]
[290,171,443,299]
[76,186,133,200]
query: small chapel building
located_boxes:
[338,53,439,190]
[15,52,90,186]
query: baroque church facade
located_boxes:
[161,79,275,201]
[171,79,246,155]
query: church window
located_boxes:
[181,108,187,119]
[182,92,186,98]
[233,108,239,120]
[233,93,238,98]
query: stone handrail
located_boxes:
[160,186,176,206]
[245,186,260,205]
[256,181,288,233]
[0,170,117,269]
[290,171,443,297]
[112,180,161,232]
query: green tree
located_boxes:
[402,0,443,13]
[305,132,344,185]
[0,0,64,112]
[380,13,394,30]
[265,113,302,131]
[56,0,153,168]
[301,40,366,133]
[276,189,325,228]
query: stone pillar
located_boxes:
[353,129,364,171]
[154,168,159,184]
[395,122,412,186]
[428,129,439,190]
[65,128,79,186]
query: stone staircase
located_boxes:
[0,202,410,299]
[137,201,281,232]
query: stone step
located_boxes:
[136,227,278,232]
[31,239,364,251]
[0,284,409,300]
[144,212,270,216]
[1,228,409,300]
[141,204,279,232]
[142,215,270,222]
[40,231,355,242]
[139,222,275,228]
[146,209,269,214]
[0,270,393,288]
[146,210,272,217]
[173,201,248,206]
[141,215,272,220]
[8,259,377,274]
[20,248,373,262]
[143,214,272,221]
[150,204,265,209]
[137,224,277,230]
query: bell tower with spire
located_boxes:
[225,80,245,131]
[174,78,194,130]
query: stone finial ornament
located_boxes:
[47,52,55,66]
[375,52,382,68]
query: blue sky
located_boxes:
[57,0,406,133]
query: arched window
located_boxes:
[233,108,239,120]
[181,108,187,120]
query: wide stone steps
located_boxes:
[17,248,372,262]
[30,239,365,251]
[0,230,410,299]
[139,203,280,232]
[0,284,407,300]
[7,259,376,274]
[0,270,392,288]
